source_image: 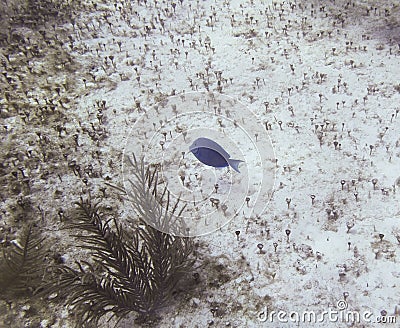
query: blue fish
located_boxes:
[189,137,244,173]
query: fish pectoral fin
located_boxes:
[228,159,244,173]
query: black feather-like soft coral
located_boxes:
[38,156,196,326]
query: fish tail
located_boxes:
[228,159,244,173]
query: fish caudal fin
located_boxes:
[228,159,244,173]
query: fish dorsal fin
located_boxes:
[194,137,231,159]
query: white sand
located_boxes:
[2,0,400,327]
[74,0,400,326]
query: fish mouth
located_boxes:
[189,142,196,152]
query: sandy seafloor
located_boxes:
[1,0,400,327]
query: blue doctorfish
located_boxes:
[189,137,244,173]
